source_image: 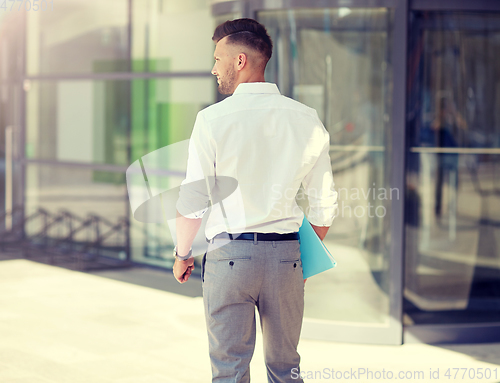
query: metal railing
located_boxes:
[0,206,131,271]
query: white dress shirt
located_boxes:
[176,82,338,240]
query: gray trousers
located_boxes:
[202,239,305,383]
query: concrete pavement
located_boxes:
[0,259,499,383]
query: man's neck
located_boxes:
[235,72,266,88]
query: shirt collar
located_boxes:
[233,82,281,95]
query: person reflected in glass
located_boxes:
[431,96,466,217]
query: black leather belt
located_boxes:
[211,232,299,242]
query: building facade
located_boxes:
[0,0,499,345]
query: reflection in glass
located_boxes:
[0,11,24,80]
[130,77,215,162]
[129,77,215,264]
[26,78,214,164]
[405,12,500,324]
[26,80,129,165]
[26,0,129,74]
[24,76,214,265]
[25,163,128,256]
[259,9,394,324]
[132,0,214,73]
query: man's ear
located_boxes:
[236,53,247,71]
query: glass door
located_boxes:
[405,11,500,328]
[257,5,402,344]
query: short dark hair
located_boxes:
[212,18,273,63]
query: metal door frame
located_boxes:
[0,11,26,237]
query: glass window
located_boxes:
[259,8,394,324]
[25,163,128,258]
[130,77,215,162]
[405,12,500,324]
[24,76,213,266]
[26,0,129,75]
[25,77,214,166]
[132,0,214,73]
[129,76,215,265]
[0,11,24,81]
[25,80,130,165]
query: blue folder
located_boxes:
[299,216,337,279]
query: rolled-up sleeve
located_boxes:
[176,112,216,219]
[302,130,338,227]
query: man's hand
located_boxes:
[173,257,195,283]
[310,224,330,241]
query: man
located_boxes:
[173,18,337,383]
